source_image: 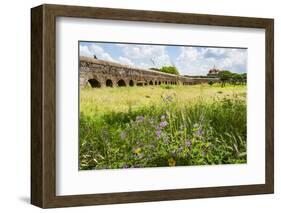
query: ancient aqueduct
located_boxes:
[80,56,219,88]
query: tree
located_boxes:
[159,66,179,75]
[231,73,242,85]
[241,73,247,84]
[208,80,214,86]
[218,70,232,87]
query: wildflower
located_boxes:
[136,116,144,122]
[196,128,203,136]
[185,140,191,147]
[202,151,206,157]
[133,148,142,155]
[161,115,166,120]
[168,158,176,166]
[159,121,168,128]
[120,131,126,140]
[156,130,162,139]
[178,146,184,153]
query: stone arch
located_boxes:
[149,80,153,85]
[106,79,113,87]
[88,79,101,88]
[129,80,134,87]
[117,79,126,87]
[158,81,161,85]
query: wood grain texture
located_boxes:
[31,4,274,208]
[31,5,43,207]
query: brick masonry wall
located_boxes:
[79,56,219,88]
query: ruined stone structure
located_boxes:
[80,56,219,88]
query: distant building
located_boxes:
[207,66,220,77]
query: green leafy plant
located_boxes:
[79,85,246,170]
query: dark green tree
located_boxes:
[218,70,232,87]
[241,73,247,84]
[208,80,214,86]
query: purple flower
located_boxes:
[155,127,163,138]
[185,140,191,147]
[159,121,168,128]
[136,116,144,122]
[196,128,203,136]
[120,131,126,140]
[156,130,162,139]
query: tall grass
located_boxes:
[79,84,246,170]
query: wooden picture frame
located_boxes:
[31,4,274,208]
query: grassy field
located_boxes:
[79,84,247,170]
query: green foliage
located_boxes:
[159,66,179,75]
[208,80,214,86]
[218,71,247,87]
[79,87,247,170]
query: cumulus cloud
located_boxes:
[80,45,92,57]
[118,56,134,66]
[80,44,115,62]
[176,47,247,75]
[121,45,172,69]
[80,42,247,75]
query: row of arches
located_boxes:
[182,82,196,85]
[88,79,179,88]
[88,79,128,88]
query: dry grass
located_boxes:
[80,84,246,116]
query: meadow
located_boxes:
[79,84,247,170]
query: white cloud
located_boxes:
[177,47,201,62]
[118,56,134,66]
[121,45,172,69]
[176,47,247,75]
[79,44,116,62]
[80,42,247,75]
[80,45,92,57]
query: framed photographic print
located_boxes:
[31,4,274,208]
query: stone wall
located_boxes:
[80,56,219,88]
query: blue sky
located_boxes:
[79,41,247,75]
